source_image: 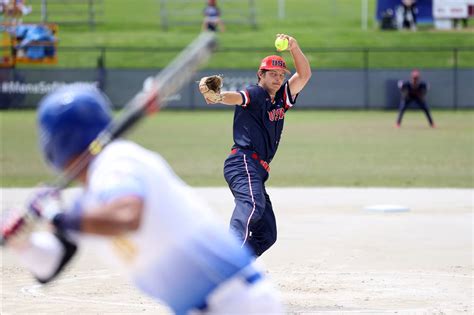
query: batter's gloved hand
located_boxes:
[28,187,63,221]
[1,187,59,247]
[198,75,224,104]
[1,209,36,247]
[29,187,84,232]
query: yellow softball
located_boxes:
[275,37,289,51]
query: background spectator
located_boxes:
[381,8,397,30]
[396,69,435,128]
[15,24,56,59]
[1,0,32,25]
[400,0,417,31]
[202,0,225,32]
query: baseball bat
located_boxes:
[56,31,217,189]
[1,32,217,246]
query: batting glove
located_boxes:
[1,210,35,247]
[27,186,63,221]
[28,187,83,232]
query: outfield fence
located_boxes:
[20,0,104,29]
[8,45,472,68]
[1,46,473,109]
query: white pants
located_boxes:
[191,272,284,315]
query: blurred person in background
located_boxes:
[453,3,474,29]
[400,0,417,31]
[396,69,436,128]
[1,0,32,24]
[202,0,225,32]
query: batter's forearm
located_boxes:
[73,196,143,236]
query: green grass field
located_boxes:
[1,110,472,187]
[2,1,472,188]
[17,0,474,68]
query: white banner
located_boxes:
[433,0,468,18]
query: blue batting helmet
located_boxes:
[37,84,112,171]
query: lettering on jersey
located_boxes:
[268,108,285,122]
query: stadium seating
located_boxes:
[1,23,57,67]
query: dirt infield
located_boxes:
[1,187,472,314]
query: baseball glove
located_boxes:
[198,75,223,103]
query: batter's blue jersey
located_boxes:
[233,81,297,163]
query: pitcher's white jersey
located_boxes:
[78,140,281,314]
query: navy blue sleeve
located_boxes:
[282,81,298,111]
[419,82,428,92]
[401,81,410,90]
[239,85,261,109]
[274,81,298,111]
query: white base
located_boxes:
[364,204,410,213]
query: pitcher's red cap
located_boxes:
[259,55,290,74]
